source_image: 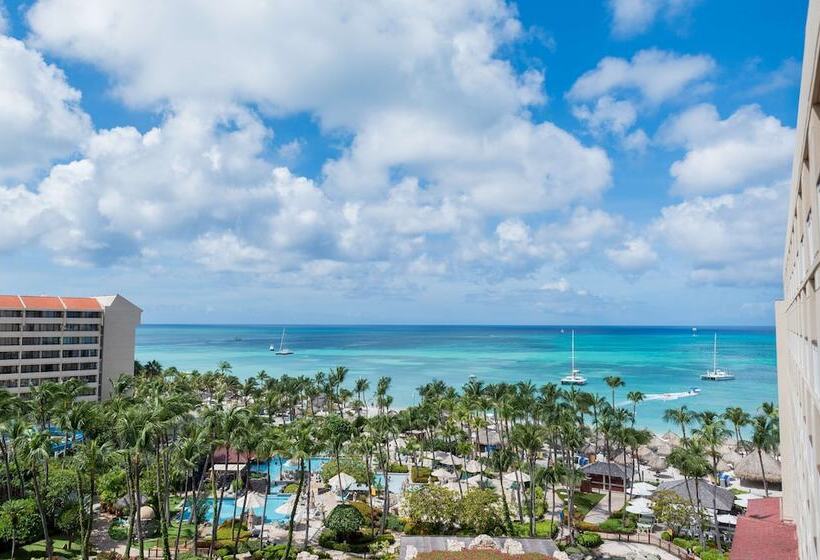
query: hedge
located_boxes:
[318,529,395,553]
[576,532,603,548]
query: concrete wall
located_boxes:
[96,295,142,400]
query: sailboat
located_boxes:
[270,328,294,355]
[701,332,734,381]
[560,329,587,385]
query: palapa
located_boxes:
[733,451,782,483]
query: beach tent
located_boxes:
[733,452,782,484]
[661,431,681,446]
[630,481,657,497]
[330,472,357,493]
[503,471,531,484]
[464,459,484,473]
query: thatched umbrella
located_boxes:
[637,445,654,462]
[654,442,673,457]
[648,435,666,450]
[716,458,732,473]
[139,506,155,521]
[721,449,743,468]
[647,453,668,472]
[734,452,782,484]
[661,431,681,446]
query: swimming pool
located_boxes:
[251,456,330,481]
[374,472,408,494]
[179,490,292,524]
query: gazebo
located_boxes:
[733,452,782,489]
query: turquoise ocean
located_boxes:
[136,325,777,433]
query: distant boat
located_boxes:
[701,332,734,381]
[692,327,697,335]
[270,328,294,355]
[560,330,587,385]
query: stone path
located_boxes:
[598,540,680,560]
[583,491,625,523]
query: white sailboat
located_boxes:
[701,332,734,381]
[270,328,294,355]
[560,329,587,385]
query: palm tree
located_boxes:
[283,420,316,559]
[173,434,203,560]
[489,447,516,535]
[511,423,545,537]
[354,378,370,414]
[723,406,751,451]
[663,405,694,440]
[603,376,625,408]
[626,391,644,425]
[74,438,114,559]
[668,439,711,548]
[751,413,778,496]
[324,415,353,502]
[694,417,731,552]
[18,427,53,559]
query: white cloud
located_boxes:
[606,237,658,273]
[568,49,714,105]
[571,96,637,136]
[608,0,700,38]
[0,36,92,180]
[622,129,650,152]
[194,231,267,272]
[277,139,303,162]
[650,183,787,286]
[541,277,571,292]
[659,103,794,195]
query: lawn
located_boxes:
[0,537,85,560]
[556,489,605,517]
[141,521,197,549]
[512,520,559,538]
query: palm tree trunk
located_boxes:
[0,440,13,501]
[528,459,536,537]
[283,458,305,559]
[757,448,769,496]
[175,472,190,559]
[380,456,389,535]
[304,460,312,548]
[155,446,171,560]
[710,455,723,552]
[498,469,514,535]
[83,466,97,559]
[235,459,251,552]
[30,470,52,559]
[135,460,146,560]
[365,452,375,534]
[124,460,136,560]
[259,466,271,547]
[193,450,212,556]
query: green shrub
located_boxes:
[325,504,365,542]
[410,466,431,483]
[282,483,300,493]
[350,500,374,521]
[673,537,698,550]
[576,532,603,548]
[574,520,600,532]
[0,498,41,545]
[321,457,369,484]
[599,517,636,534]
[388,463,409,473]
[108,518,129,541]
[386,514,406,532]
[99,469,129,506]
[696,549,729,560]
[97,552,125,560]
[661,530,673,541]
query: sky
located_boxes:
[0,0,807,325]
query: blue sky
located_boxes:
[0,0,806,325]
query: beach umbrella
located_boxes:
[139,506,155,521]
[647,454,668,472]
[654,442,673,457]
[626,497,653,515]
[330,472,357,492]
[466,474,487,487]
[661,431,681,446]
[503,470,530,484]
[734,452,782,484]
[630,482,657,497]
[637,445,654,462]
[431,468,456,481]
[275,496,295,515]
[721,449,743,468]
[237,491,267,510]
[464,459,484,473]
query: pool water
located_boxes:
[374,472,408,494]
[251,456,330,480]
[180,488,292,524]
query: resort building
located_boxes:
[774,1,820,559]
[0,294,141,401]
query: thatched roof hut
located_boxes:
[647,453,668,472]
[637,445,654,462]
[721,449,743,468]
[661,431,682,446]
[734,451,782,484]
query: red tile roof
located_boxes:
[0,295,24,309]
[19,296,64,310]
[0,295,102,311]
[60,297,102,311]
[730,498,798,560]
[213,446,256,464]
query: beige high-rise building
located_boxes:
[0,294,141,401]
[775,1,820,559]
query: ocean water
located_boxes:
[136,325,777,432]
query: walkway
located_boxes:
[598,541,680,560]
[583,491,625,523]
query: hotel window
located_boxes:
[66,311,101,318]
[41,364,59,372]
[0,365,18,374]
[20,365,40,374]
[0,379,18,388]
[0,310,22,317]
[79,362,97,370]
[21,351,39,359]
[64,323,99,332]
[23,323,62,332]
[40,350,59,358]
[0,337,20,346]
[809,211,815,258]
[0,324,21,331]
[24,310,63,318]
[0,352,19,360]
[41,337,60,345]
[62,363,79,371]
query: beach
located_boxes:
[136,324,776,432]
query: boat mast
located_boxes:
[713,332,717,372]
[571,329,576,376]
[280,328,286,351]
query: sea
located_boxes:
[136,325,777,433]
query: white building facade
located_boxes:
[775,1,820,559]
[0,294,141,401]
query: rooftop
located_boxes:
[0,295,102,311]
[730,498,798,560]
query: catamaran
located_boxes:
[701,332,734,381]
[560,329,587,385]
[270,328,294,355]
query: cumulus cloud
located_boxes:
[608,0,700,38]
[571,96,638,136]
[650,183,787,286]
[568,49,714,106]
[659,103,794,195]
[606,238,658,273]
[0,36,92,180]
